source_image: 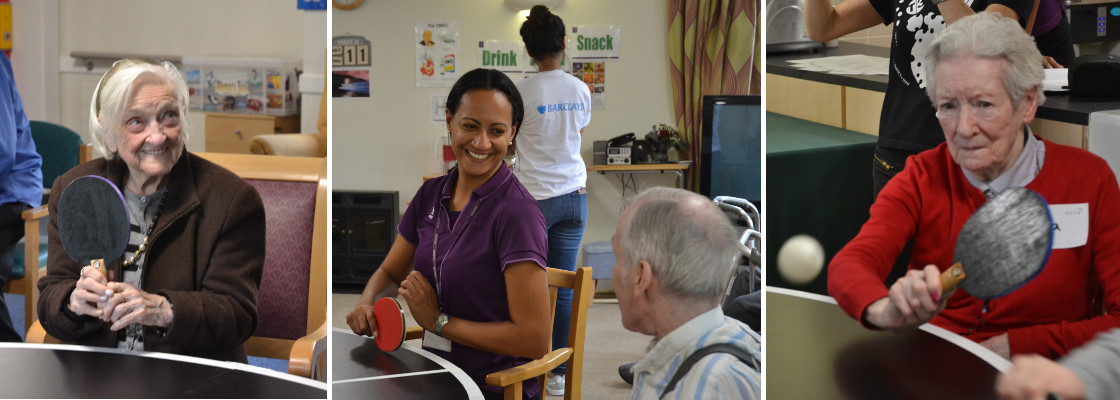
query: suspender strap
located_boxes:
[659,343,757,399]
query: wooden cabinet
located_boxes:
[204,113,300,154]
[767,73,885,136]
[767,74,844,127]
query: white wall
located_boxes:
[15,0,326,153]
[11,0,60,123]
[332,0,678,247]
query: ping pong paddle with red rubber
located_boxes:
[941,187,1053,300]
[57,175,130,280]
[373,297,405,352]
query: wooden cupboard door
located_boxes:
[205,114,282,154]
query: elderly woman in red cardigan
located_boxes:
[829,12,1120,360]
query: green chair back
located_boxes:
[29,121,83,189]
[16,121,82,278]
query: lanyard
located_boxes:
[431,199,483,311]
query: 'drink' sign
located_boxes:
[571,25,621,61]
[478,40,526,75]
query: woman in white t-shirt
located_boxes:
[515,5,591,397]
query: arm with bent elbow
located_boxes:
[803,0,884,42]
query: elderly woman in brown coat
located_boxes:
[37,58,265,362]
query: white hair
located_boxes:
[619,187,738,303]
[88,58,191,159]
[924,12,1046,107]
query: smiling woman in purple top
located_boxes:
[346,68,551,400]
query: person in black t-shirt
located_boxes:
[804,0,1032,196]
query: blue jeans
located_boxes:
[537,189,587,375]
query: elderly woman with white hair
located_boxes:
[828,12,1120,360]
[37,58,265,362]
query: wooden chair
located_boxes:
[404,266,594,400]
[196,152,328,381]
[5,206,47,334]
[28,153,328,382]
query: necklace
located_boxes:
[121,194,165,268]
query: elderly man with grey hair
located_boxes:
[829,11,1120,362]
[612,187,760,399]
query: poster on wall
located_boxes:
[416,21,460,87]
[332,35,371,98]
[571,61,606,109]
[478,40,526,78]
[430,94,448,125]
[570,25,621,61]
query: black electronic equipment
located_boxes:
[607,132,635,148]
[1069,0,1120,44]
[700,95,762,204]
[1069,54,1120,97]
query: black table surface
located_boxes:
[767,42,1120,126]
[0,343,326,398]
[766,288,1010,400]
[331,328,483,399]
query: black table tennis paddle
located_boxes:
[941,187,1053,300]
[57,175,130,280]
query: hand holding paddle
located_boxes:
[58,176,131,319]
[345,297,406,352]
[101,282,174,331]
[865,187,1052,331]
[865,265,953,331]
[68,266,118,319]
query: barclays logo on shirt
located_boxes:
[536,102,586,115]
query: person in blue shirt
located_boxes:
[0,51,43,342]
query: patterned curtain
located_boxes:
[668,0,761,190]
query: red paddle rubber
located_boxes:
[373,297,405,352]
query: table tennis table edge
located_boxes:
[332,327,484,399]
[765,287,1012,372]
[0,342,328,390]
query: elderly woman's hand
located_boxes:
[864,265,954,331]
[399,271,440,332]
[996,354,1087,400]
[100,283,173,331]
[68,266,116,319]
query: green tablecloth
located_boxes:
[766,113,878,296]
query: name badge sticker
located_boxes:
[1049,203,1088,249]
[423,330,453,352]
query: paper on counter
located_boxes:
[1042,68,1068,92]
[787,55,889,75]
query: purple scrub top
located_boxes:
[398,163,548,397]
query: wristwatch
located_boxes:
[435,313,450,337]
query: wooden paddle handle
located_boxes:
[91,259,108,279]
[941,262,966,296]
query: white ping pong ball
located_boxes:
[777,234,825,285]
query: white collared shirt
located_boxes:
[631,307,761,400]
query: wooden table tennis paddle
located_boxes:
[57,175,130,280]
[941,187,1053,299]
[373,297,405,352]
